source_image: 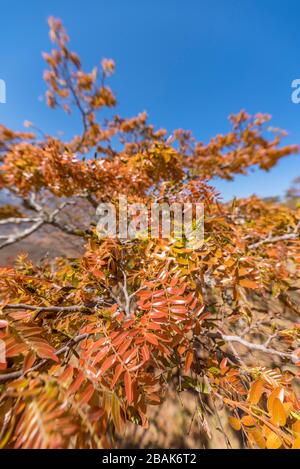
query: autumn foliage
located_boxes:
[0,17,300,449]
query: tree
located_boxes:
[286,176,300,208]
[0,17,299,449]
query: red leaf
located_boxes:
[141,344,150,362]
[167,285,186,295]
[98,354,116,375]
[220,357,228,369]
[123,348,138,365]
[110,363,125,388]
[92,345,110,365]
[171,306,187,314]
[117,338,133,356]
[110,304,118,314]
[67,370,85,395]
[145,333,159,346]
[78,383,94,405]
[92,268,105,280]
[170,297,186,305]
[136,290,153,300]
[184,350,194,374]
[152,299,168,307]
[6,342,28,357]
[58,365,74,385]
[35,343,59,362]
[124,371,133,405]
[23,351,36,372]
[170,276,179,287]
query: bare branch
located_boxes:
[0,199,84,250]
[220,333,298,362]
[249,224,299,249]
[0,219,44,249]
[0,217,40,225]
[2,303,88,313]
[121,269,131,316]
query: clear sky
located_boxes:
[0,0,299,200]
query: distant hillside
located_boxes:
[0,225,84,265]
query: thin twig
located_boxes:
[2,303,88,313]
[0,333,90,383]
[220,333,297,362]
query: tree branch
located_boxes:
[0,333,90,383]
[220,333,298,362]
[249,223,299,249]
[2,303,88,313]
[0,219,44,249]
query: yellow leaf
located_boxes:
[292,438,300,449]
[224,258,235,268]
[228,416,241,431]
[250,428,266,449]
[283,402,293,417]
[239,279,260,289]
[111,393,124,435]
[176,257,189,265]
[272,398,287,426]
[262,424,272,439]
[266,431,282,449]
[241,415,256,427]
[249,379,264,405]
[292,420,300,437]
[291,411,300,420]
[267,387,284,414]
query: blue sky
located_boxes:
[0,0,299,200]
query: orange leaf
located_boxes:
[272,398,286,427]
[228,416,241,431]
[220,357,228,369]
[5,342,28,357]
[239,279,260,289]
[267,387,284,414]
[34,343,59,362]
[250,429,266,449]
[98,355,116,376]
[292,437,300,449]
[292,420,300,437]
[241,415,256,427]
[58,365,74,386]
[22,351,36,372]
[118,339,133,356]
[249,379,264,405]
[283,402,293,417]
[141,344,150,362]
[111,393,124,435]
[266,431,282,449]
[78,384,94,405]
[184,350,194,374]
[124,371,133,405]
[67,371,85,396]
[110,304,118,314]
[110,363,125,389]
[92,268,105,280]
[145,333,159,346]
